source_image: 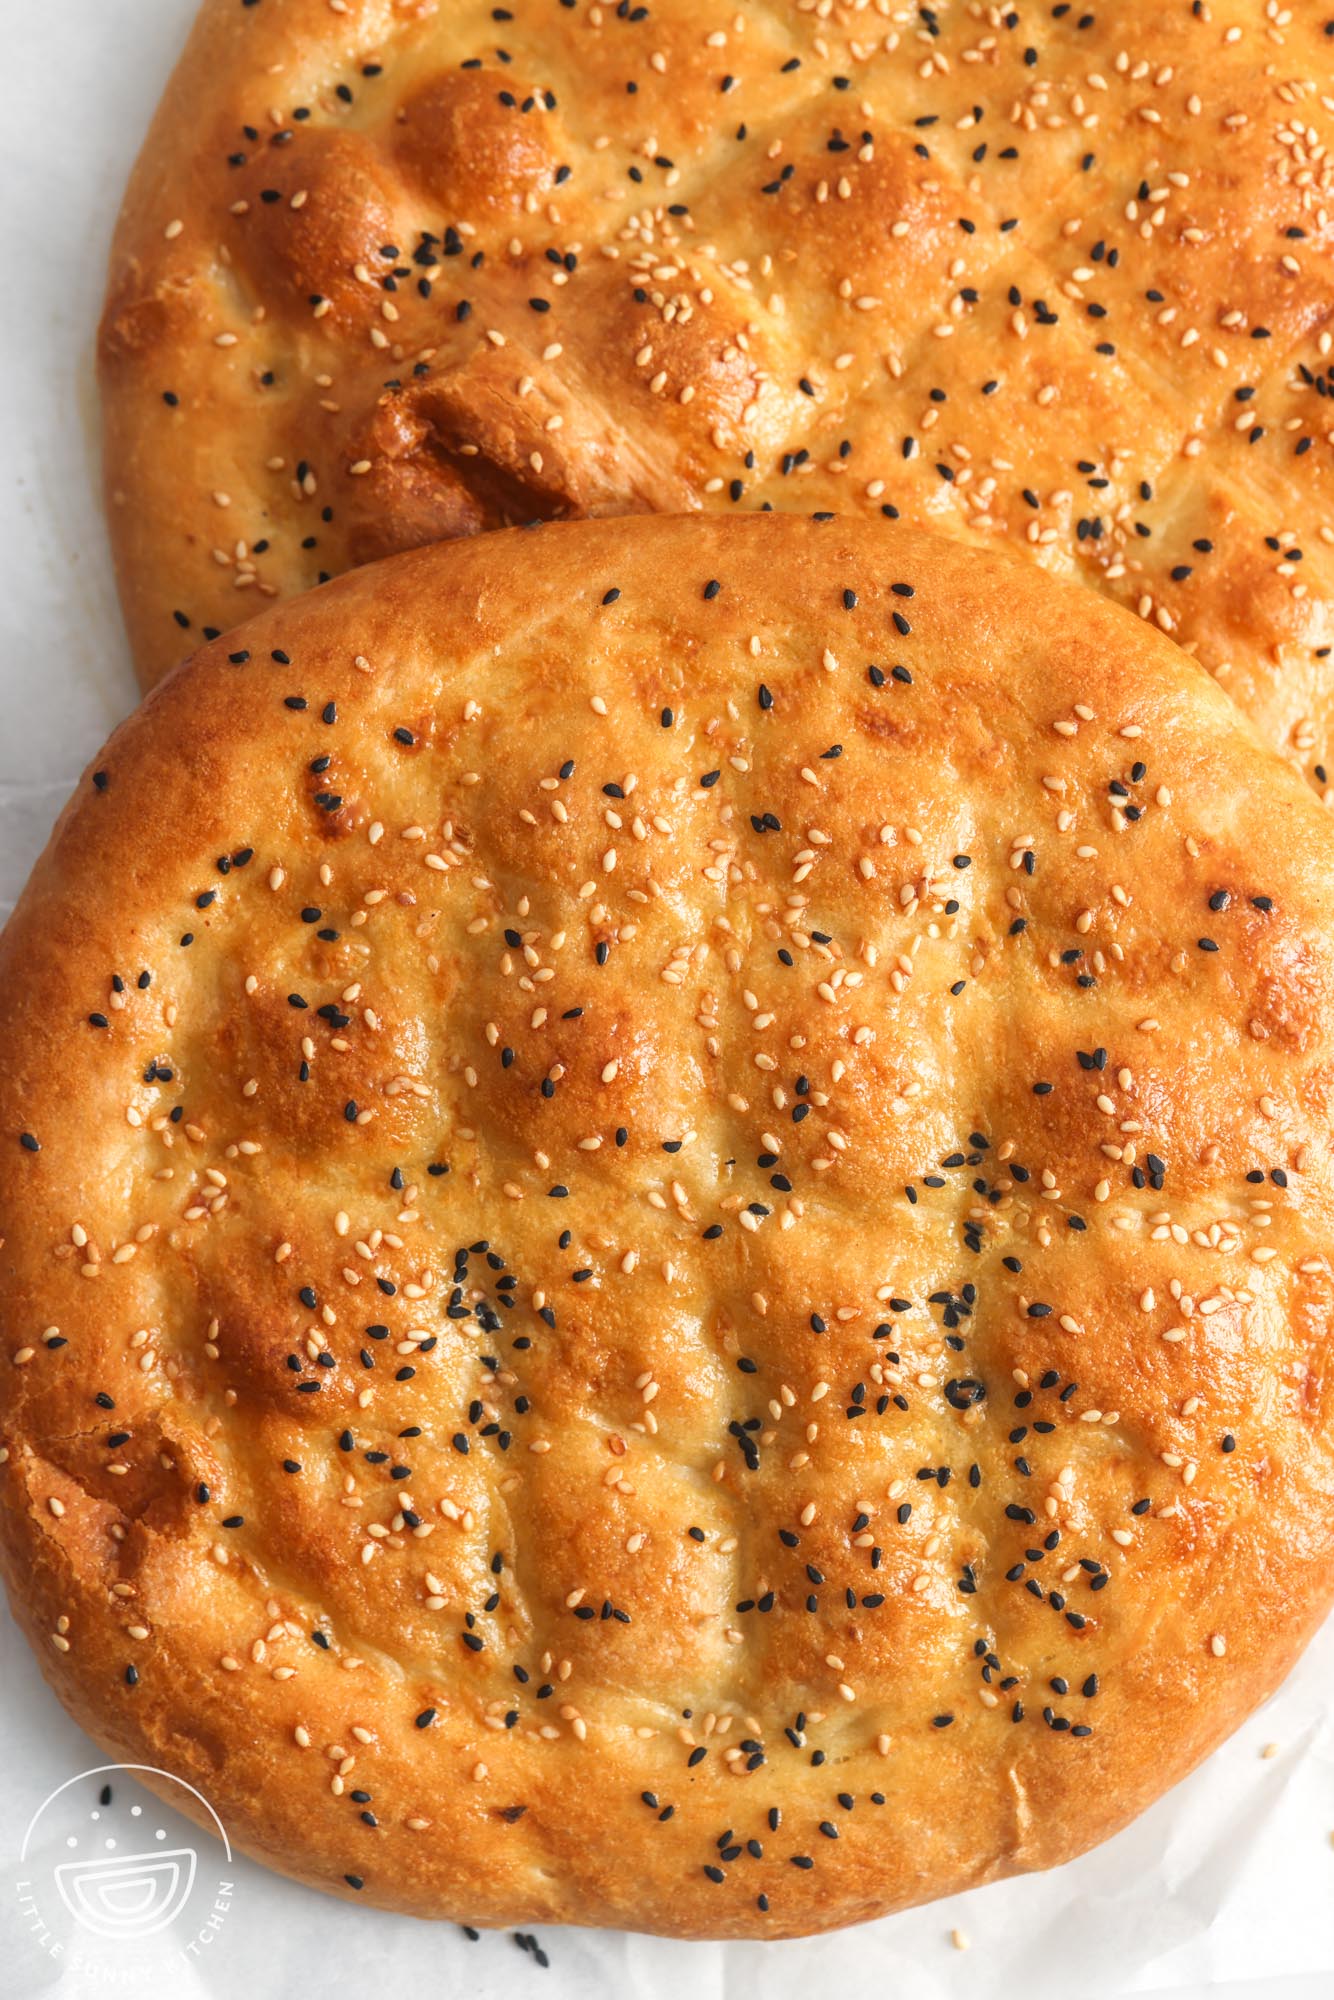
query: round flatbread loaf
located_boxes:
[100,0,1334,781]
[2,516,1333,1937]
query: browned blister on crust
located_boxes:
[99,0,1334,793]
[2,517,1334,1935]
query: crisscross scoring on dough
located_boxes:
[4,520,1334,1934]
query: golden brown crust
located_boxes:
[2,515,1334,1936]
[99,0,1334,789]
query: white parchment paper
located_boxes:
[0,6,1331,1996]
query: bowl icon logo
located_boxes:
[54,1844,198,1940]
[13,1763,237,1970]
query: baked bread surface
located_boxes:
[3,516,1334,1937]
[100,0,1334,782]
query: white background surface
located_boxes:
[0,5,1332,1996]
